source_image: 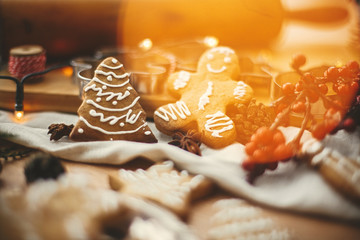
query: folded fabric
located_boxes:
[1,110,360,220]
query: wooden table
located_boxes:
[0,139,359,240]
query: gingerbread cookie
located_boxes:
[208,198,290,240]
[300,130,360,203]
[154,47,253,149]
[70,57,157,143]
[109,161,212,216]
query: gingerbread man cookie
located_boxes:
[154,47,253,149]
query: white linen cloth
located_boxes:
[1,110,360,220]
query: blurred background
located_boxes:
[0,0,358,65]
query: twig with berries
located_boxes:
[242,54,360,183]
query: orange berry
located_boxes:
[253,149,268,163]
[273,144,293,161]
[346,60,359,72]
[302,72,315,83]
[273,130,286,145]
[337,84,350,96]
[292,101,306,113]
[256,127,273,144]
[312,123,327,140]
[324,66,339,82]
[282,83,295,95]
[245,141,257,155]
[291,53,306,69]
[318,84,328,95]
[295,82,303,92]
[307,89,319,103]
[350,81,359,94]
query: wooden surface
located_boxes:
[0,140,359,240]
[0,67,172,117]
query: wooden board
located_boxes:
[0,66,174,117]
[0,67,82,114]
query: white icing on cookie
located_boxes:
[85,83,131,102]
[93,77,129,88]
[145,131,151,135]
[107,75,112,81]
[224,56,231,63]
[112,101,117,105]
[206,64,227,73]
[116,161,207,212]
[154,101,191,121]
[79,116,147,135]
[198,81,213,110]
[99,62,123,70]
[96,97,101,102]
[86,96,140,112]
[89,109,142,125]
[173,71,191,90]
[233,81,247,99]
[111,58,118,64]
[94,70,130,79]
[205,111,233,138]
[208,199,290,240]
[78,128,84,134]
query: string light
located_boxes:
[203,36,219,48]
[0,62,71,120]
[138,38,153,51]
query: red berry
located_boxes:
[346,60,359,73]
[343,118,356,132]
[318,84,328,95]
[266,162,278,170]
[282,83,295,96]
[242,158,255,171]
[337,84,350,96]
[338,66,352,78]
[350,81,359,94]
[324,67,339,82]
[291,54,306,69]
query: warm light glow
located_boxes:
[335,60,344,68]
[203,36,219,48]
[138,38,153,51]
[14,110,24,120]
[62,66,73,77]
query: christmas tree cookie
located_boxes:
[70,57,157,143]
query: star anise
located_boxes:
[168,130,202,156]
[48,123,74,141]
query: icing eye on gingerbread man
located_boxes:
[199,47,240,80]
[154,46,253,149]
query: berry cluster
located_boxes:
[242,127,293,183]
[242,54,360,183]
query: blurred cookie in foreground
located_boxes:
[299,129,360,204]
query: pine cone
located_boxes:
[230,99,275,144]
